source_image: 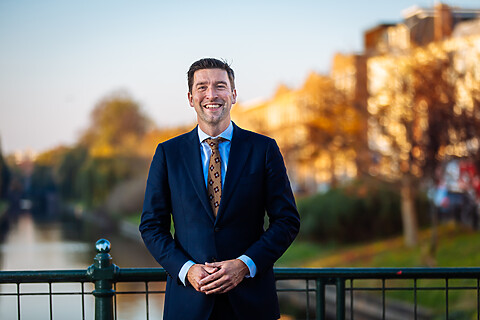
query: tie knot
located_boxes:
[205,137,225,150]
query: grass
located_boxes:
[278,223,480,268]
[275,241,340,267]
[125,213,142,225]
[276,222,480,318]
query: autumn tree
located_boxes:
[81,91,152,157]
[367,40,480,246]
[296,73,364,187]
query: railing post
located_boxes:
[316,278,326,320]
[336,278,345,320]
[87,239,118,320]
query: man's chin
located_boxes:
[202,112,223,123]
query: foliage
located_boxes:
[0,143,10,199]
[105,176,147,217]
[297,179,429,243]
[28,91,157,210]
[367,41,480,245]
[301,74,363,152]
[283,73,365,187]
[80,91,152,157]
[28,164,57,213]
[55,146,88,201]
[75,156,147,208]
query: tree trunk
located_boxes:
[401,176,419,246]
[428,201,438,266]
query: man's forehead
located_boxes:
[193,68,229,83]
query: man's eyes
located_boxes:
[196,84,227,90]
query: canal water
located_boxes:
[0,209,165,320]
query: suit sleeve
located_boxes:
[139,143,191,280]
[244,139,300,274]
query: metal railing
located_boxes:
[0,239,479,320]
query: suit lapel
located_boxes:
[217,124,252,221]
[183,127,216,222]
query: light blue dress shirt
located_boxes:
[178,122,257,286]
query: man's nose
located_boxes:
[205,86,218,99]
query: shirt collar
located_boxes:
[198,121,233,143]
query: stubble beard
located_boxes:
[199,103,230,128]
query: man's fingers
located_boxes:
[201,279,228,294]
[200,272,235,294]
[203,281,235,295]
[187,264,217,292]
[199,268,224,285]
[204,266,219,274]
[205,262,222,268]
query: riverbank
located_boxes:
[277,222,480,318]
[278,222,479,269]
[62,203,144,243]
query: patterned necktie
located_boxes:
[205,137,224,216]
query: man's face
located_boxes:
[188,68,237,130]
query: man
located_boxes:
[140,58,300,320]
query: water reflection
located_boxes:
[0,213,91,270]
[0,210,164,319]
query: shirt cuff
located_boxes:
[179,260,195,286]
[237,255,257,278]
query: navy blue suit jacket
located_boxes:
[140,123,300,320]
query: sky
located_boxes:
[1,0,479,155]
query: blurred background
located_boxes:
[1,1,480,318]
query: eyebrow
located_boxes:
[195,80,228,87]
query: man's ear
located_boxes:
[232,89,237,104]
[188,92,194,107]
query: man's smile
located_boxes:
[203,103,222,109]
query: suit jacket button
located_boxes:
[212,257,217,262]
[214,227,220,232]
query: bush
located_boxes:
[297,179,429,243]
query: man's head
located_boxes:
[187,58,235,93]
[187,58,237,136]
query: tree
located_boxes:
[81,91,152,157]
[74,92,154,208]
[367,40,480,246]
[55,146,88,201]
[295,73,364,188]
[0,136,11,199]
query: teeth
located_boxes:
[205,104,220,109]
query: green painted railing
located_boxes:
[0,239,479,319]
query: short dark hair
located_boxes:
[187,58,235,93]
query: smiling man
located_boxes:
[140,58,300,320]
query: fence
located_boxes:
[0,239,479,320]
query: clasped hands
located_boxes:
[187,259,249,294]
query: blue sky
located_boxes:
[1,0,479,154]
